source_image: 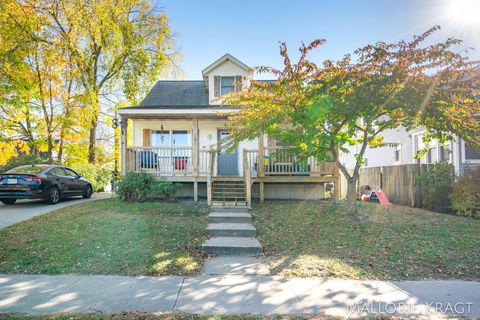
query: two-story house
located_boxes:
[118,54,340,206]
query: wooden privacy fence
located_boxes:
[343,164,454,207]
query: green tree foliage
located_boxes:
[224,26,480,214]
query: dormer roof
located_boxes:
[201,53,251,75]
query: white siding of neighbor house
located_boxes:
[131,118,260,176]
[204,60,252,103]
[340,125,480,176]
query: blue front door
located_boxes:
[217,130,238,176]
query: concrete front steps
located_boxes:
[202,206,262,256]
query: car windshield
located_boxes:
[5,165,50,174]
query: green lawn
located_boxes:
[251,201,480,280]
[0,199,208,276]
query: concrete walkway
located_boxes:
[0,274,478,318]
[0,192,113,229]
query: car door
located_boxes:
[49,167,73,195]
[63,168,84,194]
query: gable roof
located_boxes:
[201,53,250,75]
[139,81,209,107]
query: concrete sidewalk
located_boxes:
[0,192,113,229]
[0,274,478,318]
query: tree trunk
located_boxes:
[87,94,100,164]
[346,175,359,216]
[88,121,97,163]
[113,116,120,180]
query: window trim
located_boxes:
[412,130,427,164]
[394,142,401,163]
[461,139,480,163]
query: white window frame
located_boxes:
[394,142,401,164]
[412,130,427,164]
[438,141,452,163]
[461,139,480,163]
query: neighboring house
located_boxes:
[118,54,339,205]
[341,126,480,176]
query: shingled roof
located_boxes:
[139,80,209,107]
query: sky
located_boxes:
[157,0,480,80]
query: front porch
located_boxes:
[119,115,340,205]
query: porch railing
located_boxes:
[126,146,200,176]
[244,147,338,177]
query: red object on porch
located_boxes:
[174,158,186,170]
[374,189,392,205]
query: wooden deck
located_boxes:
[122,144,340,205]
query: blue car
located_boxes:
[0,164,93,205]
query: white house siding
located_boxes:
[205,60,251,103]
[341,125,480,176]
[131,118,259,176]
[341,127,412,169]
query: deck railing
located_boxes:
[125,146,337,178]
[244,147,337,177]
[126,146,200,176]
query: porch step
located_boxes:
[212,178,247,207]
[212,201,247,207]
[213,176,244,182]
[207,223,256,237]
[208,212,252,223]
[213,186,245,190]
[202,237,262,256]
[210,205,249,213]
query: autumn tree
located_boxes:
[32,0,174,163]
[0,0,175,165]
[224,26,480,215]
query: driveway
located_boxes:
[0,192,113,229]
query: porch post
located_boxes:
[193,180,198,202]
[192,118,199,176]
[258,134,265,203]
[120,117,127,176]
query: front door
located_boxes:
[217,130,238,176]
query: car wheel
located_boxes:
[83,185,93,199]
[1,199,16,205]
[47,187,61,205]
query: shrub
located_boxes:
[418,162,454,213]
[116,172,180,202]
[151,178,182,201]
[451,167,480,219]
[70,163,111,192]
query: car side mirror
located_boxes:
[77,174,83,178]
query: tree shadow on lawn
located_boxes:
[251,200,480,281]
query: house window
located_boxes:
[439,144,450,162]
[151,130,170,147]
[465,143,480,160]
[172,130,191,147]
[395,143,401,162]
[426,148,432,163]
[221,77,235,95]
[151,130,192,147]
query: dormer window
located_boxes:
[221,76,235,95]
